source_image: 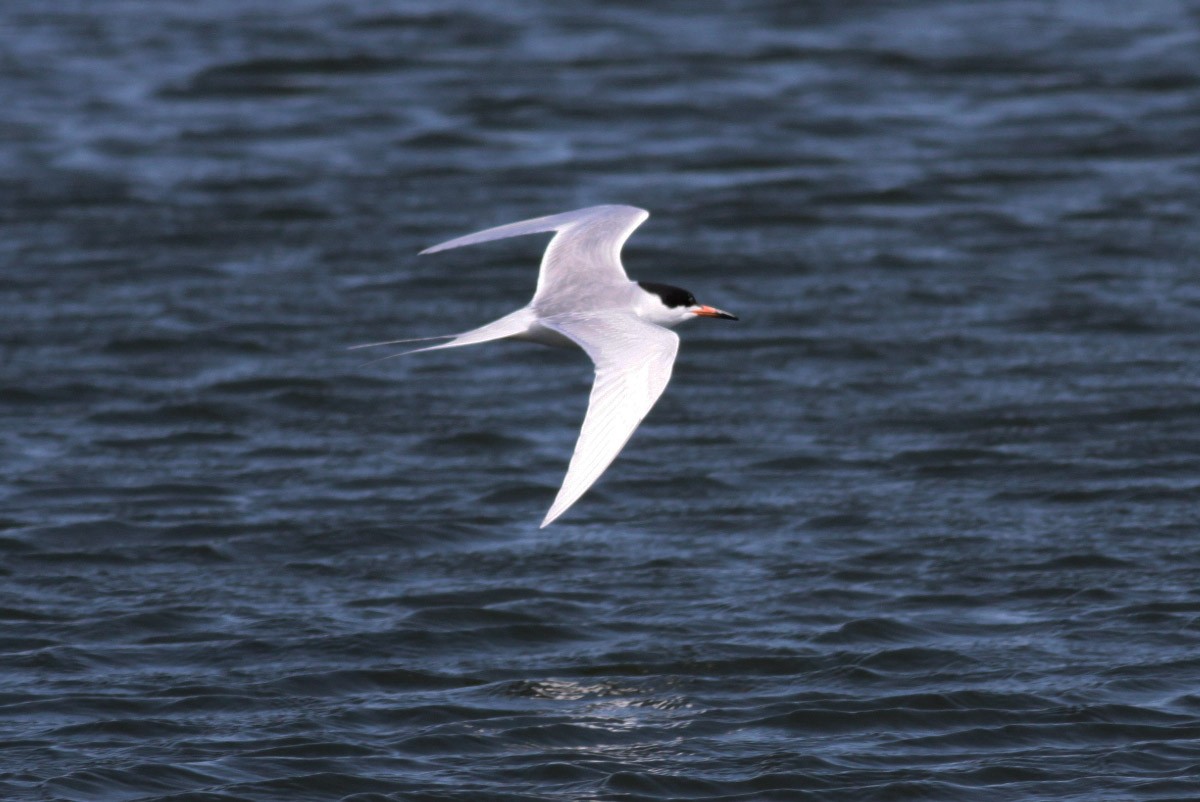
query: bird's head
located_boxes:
[636,281,738,327]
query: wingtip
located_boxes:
[419,241,458,255]
[541,501,572,528]
[417,205,649,259]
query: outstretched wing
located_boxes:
[538,312,680,527]
[421,205,649,310]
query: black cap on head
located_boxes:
[638,281,696,308]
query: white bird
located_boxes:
[354,205,737,527]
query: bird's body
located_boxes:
[355,205,736,527]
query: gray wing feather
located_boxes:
[538,312,679,527]
[420,205,649,310]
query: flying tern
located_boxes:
[354,205,737,527]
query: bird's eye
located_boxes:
[688,295,696,306]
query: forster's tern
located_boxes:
[354,205,737,527]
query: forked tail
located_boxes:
[350,307,537,362]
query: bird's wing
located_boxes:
[420,205,649,308]
[537,311,680,527]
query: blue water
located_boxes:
[4,1,1200,800]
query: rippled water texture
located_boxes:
[4,1,1200,799]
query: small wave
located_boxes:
[89,401,247,426]
[260,667,484,696]
[161,55,409,99]
[96,431,242,449]
[859,647,978,673]
[812,617,931,645]
[417,431,535,454]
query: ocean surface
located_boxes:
[3,1,1200,800]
